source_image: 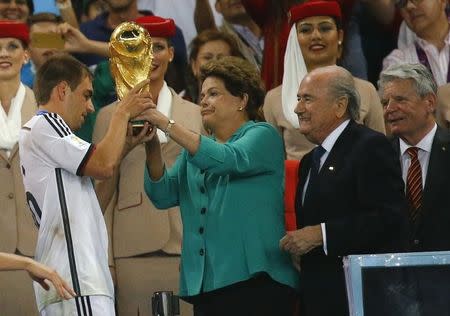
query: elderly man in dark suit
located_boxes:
[380,63,450,252]
[280,65,408,316]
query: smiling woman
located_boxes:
[143,56,299,316]
[0,19,41,314]
[0,0,33,22]
[263,0,385,160]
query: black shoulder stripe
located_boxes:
[49,113,70,136]
[52,113,72,135]
[43,114,64,138]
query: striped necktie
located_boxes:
[406,147,423,221]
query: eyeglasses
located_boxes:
[395,0,423,9]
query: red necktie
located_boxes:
[406,147,423,221]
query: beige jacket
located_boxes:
[0,86,38,256]
[92,91,202,261]
[263,78,386,160]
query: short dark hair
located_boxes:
[200,56,265,121]
[34,55,92,105]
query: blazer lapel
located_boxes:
[296,121,356,224]
[319,120,356,179]
[422,128,450,212]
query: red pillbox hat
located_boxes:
[135,15,176,38]
[0,20,29,44]
[288,0,342,25]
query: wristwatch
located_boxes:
[164,119,175,137]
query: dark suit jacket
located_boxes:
[392,126,450,252]
[295,120,408,316]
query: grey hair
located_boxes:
[378,63,437,98]
[327,67,360,121]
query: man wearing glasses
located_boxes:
[383,0,450,87]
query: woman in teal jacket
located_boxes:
[143,56,298,316]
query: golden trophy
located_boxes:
[109,21,153,134]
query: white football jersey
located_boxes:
[19,112,114,312]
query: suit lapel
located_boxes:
[296,121,357,224]
[422,128,450,212]
[319,120,356,181]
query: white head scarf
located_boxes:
[0,83,25,154]
[281,24,308,129]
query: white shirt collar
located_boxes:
[399,123,437,155]
[321,119,350,153]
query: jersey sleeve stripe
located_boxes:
[43,115,64,137]
[51,113,72,135]
[49,113,71,136]
[76,144,96,176]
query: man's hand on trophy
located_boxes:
[118,79,153,119]
[121,117,156,157]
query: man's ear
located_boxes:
[424,92,437,114]
[54,81,68,102]
[335,96,349,119]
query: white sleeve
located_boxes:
[32,115,94,176]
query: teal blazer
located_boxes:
[144,121,299,297]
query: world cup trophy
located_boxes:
[109,21,153,133]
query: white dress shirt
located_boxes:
[399,123,437,189]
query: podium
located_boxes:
[344,251,450,316]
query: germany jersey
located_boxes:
[19,111,114,312]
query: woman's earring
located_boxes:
[238,107,243,111]
[338,41,342,45]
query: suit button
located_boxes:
[8,193,14,199]
[200,187,205,194]
[199,227,204,234]
[413,239,420,245]
[201,207,206,215]
[199,248,204,256]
